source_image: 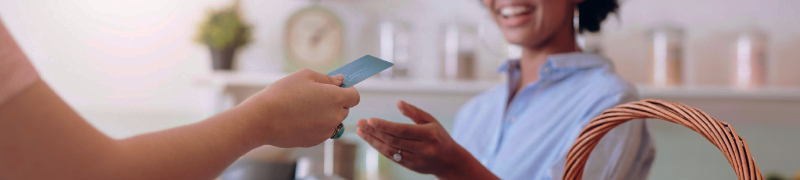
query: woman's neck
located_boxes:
[515,26,579,93]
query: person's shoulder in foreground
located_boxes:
[0,26,39,106]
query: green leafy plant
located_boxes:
[195,2,251,50]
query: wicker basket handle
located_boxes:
[562,99,762,180]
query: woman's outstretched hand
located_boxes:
[356,101,499,180]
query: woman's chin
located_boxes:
[501,27,537,43]
[503,34,531,46]
[502,30,547,48]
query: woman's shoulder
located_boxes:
[548,52,636,95]
[571,58,639,100]
[590,70,637,95]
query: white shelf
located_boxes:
[637,84,800,101]
[196,72,800,101]
[195,72,502,95]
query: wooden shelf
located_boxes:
[196,72,800,101]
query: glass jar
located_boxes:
[649,26,685,86]
[441,23,478,81]
[378,20,411,79]
[734,29,768,88]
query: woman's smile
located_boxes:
[493,1,536,28]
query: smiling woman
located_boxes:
[357,0,653,180]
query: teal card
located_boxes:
[327,55,394,88]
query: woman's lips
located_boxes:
[495,4,533,27]
[497,5,534,27]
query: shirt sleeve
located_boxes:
[0,53,39,106]
[550,90,656,180]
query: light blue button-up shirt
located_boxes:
[452,52,655,180]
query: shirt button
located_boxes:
[510,116,517,122]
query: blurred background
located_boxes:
[1,0,799,179]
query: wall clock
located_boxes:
[284,6,344,72]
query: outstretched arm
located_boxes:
[0,17,360,180]
[356,101,500,180]
[0,80,263,179]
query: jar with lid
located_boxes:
[734,29,768,88]
[649,26,685,86]
[378,20,412,79]
[441,23,478,81]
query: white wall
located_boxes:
[0,0,509,138]
[2,0,799,179]
[605,0,800,86]
[0,0,229,137]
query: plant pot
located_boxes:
[210,47,237,70]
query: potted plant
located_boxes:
[195,1,251,70]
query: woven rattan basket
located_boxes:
[562,99,763,180]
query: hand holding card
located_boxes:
[237,69,359,147]
[326,55,393,139]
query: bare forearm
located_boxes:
[0,81,116,179]
[1,14,353,180]
[436,148,500,180]
[0,17,22,60]
[110,106,263,179]
[0,81,265,179]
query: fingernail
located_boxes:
[332,74,344,80]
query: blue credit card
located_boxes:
[327,55,394,88]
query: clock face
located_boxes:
[285,7,344,70]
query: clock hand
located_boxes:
[309,22,334,47]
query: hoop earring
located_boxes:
[573,10,580,31]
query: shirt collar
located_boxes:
[496,52,611,73]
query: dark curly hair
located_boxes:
[577,0,619,33]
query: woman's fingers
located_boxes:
[356,127,421,167]
[328,74,344,86]
[316,79,360,109]
[364,118,433,141]
[339,87,360,108]
[397,101,437,124]
[299,68,333,85]
[357,119,426,151]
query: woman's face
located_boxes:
[482,0,579,47]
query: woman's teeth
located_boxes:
[500,6,531,18]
